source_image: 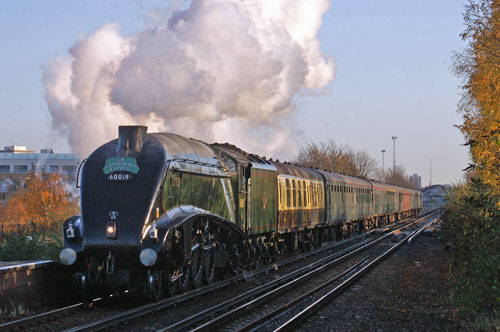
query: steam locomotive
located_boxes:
[59,126,422,300]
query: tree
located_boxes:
[294,140,357,175]
[353,150,378,179]
[454,0,500,200]
[447,2,500,323]
[0,173,79,231]
[384,165,415,188]
[293,139,378,179]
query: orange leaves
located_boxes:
[455,1,500,193]
[0,173,79,230]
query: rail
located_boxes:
[274,214,441,331]
[3,210,438,332]
[157,211,440,331]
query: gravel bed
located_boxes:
[291,232,466,332]
[106,238,369,332]
[220,242,391,332]
[26,220,449,332]
[25,237,365,331]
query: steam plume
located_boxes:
[44,0,335,158]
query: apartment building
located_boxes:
[409,173,422,189]
[0,145,81,204]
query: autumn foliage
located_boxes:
[0,173,79,231]
[446,0,500,327]
[454,0,500,197]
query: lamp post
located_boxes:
[381,149,386,171]
[430,158,432,187]
[392,136,398,173]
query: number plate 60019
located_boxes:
[107,172,133,181]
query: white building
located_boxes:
[0,145,81,204]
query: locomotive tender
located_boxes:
[59,126,422,300]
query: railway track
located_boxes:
[0,210,438,332]
[154,210,439,332]
[272,214,441,331]
[0,303,83,331]
[0,224,371,331]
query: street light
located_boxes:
[381,149,386,171]
[392,136,398,173]
[430,158,432,187]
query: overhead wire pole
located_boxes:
[392,136,398,173]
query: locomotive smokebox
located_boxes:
[117,125,148,155]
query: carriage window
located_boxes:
[317,184,322,206]
[292,179,296,208]
[317,184,320,206]
[302,181,307,207]
[326,185,329,204]
[286,179,291,208]
[315,184,319,207]
[319,184,324,206]
[279,180,283,206]
[311,185,316,208]
[239,166,245,190]
[297,181,302,207]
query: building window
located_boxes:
[0,193,6,201]
[0,165,9,173]
[14,165,28,173]
[0,180,7,192]
[49,165,59,173]
[33,165,46,173]
[63,165,77,173]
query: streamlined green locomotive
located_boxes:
[60,126,421,300]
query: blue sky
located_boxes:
[0,0,468,185]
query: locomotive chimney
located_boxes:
[116,125,148,156]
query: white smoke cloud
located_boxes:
[44,0,335,158]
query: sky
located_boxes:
[0,0,469,185]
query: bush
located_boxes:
[442,179,500,319]
[0,231,63,261]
